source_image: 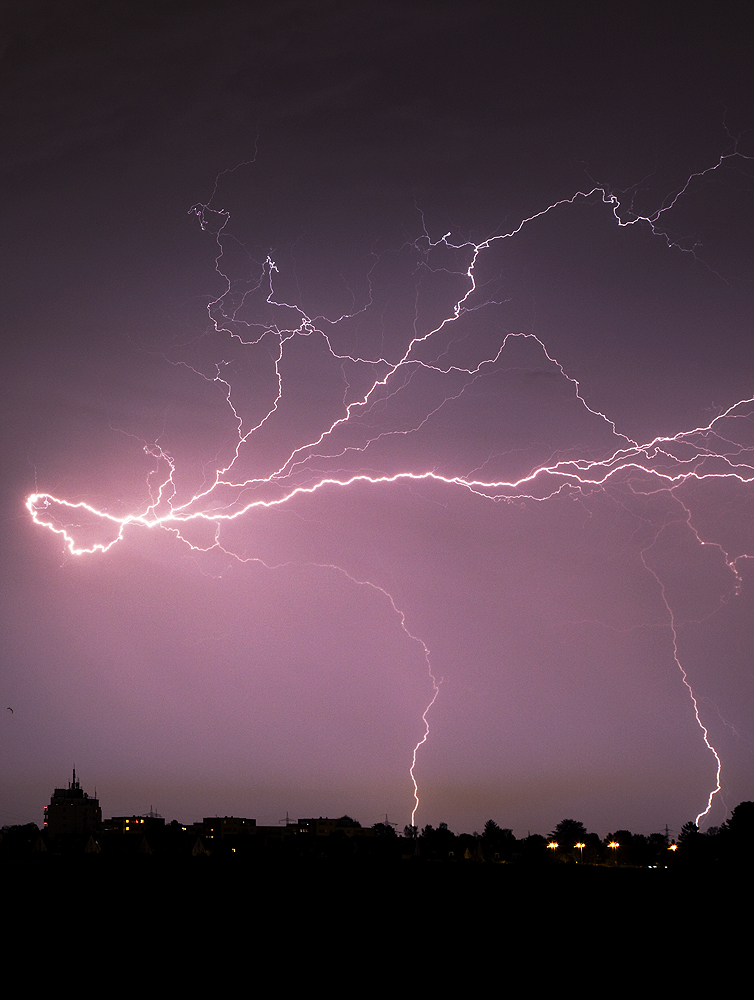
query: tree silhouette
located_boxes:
[549,819,588,861]
[725,801,754,840]
[482,820,515,861]
[678,821,699,846]
[372,822,396,838]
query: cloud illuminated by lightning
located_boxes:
[26,138,754,827]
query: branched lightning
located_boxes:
[26,139,754,826]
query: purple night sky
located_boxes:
[2,2,753,838]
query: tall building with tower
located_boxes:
[44,769,102,839]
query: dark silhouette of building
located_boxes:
[102,809,165,836]
[199,816,257,842]
[44,769,102,839]
[296,815,371,838]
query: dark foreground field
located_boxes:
[4,854,740,951]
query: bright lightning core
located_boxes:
[27,143,754,829]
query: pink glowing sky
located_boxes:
[2,2,754,837]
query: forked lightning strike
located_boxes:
[27,140,754,827]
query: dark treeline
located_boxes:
[396,800,754,867]
[3,800,753,867]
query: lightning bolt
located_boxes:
[26,137,754,828]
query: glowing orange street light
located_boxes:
[575,842,585,861]
[547,841,558,858]
[608,840,619,865]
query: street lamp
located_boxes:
[575,841,585,862]
[608,840,619,865]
